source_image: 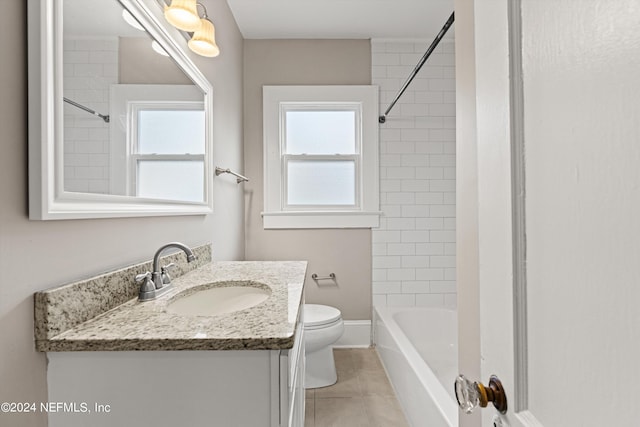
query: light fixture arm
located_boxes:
[195,2,208,19]
[158,0,208,19]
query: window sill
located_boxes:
[262,211,381,229]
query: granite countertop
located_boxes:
[37,261,307,352]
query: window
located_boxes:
[284,108,358,208]
[263,86,380,229]
[130,104,205,202]
[109,84,209,205]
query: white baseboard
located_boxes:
[333,320,372,348]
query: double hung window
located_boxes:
[109,84,208,205]
[263,86,380,229]
[284,107,359,208]
[130,104,205,202]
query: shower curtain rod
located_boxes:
[63,97,110,123]
[379,11,455,124]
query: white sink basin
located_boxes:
[167,283,271,316]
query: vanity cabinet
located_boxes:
[47,321,304,427]
[36,260,307,427]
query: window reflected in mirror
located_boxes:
[134,108,205,202]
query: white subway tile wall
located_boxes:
[372,40,456,309]
[63,38,118,194]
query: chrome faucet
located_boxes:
[136,242,196,301]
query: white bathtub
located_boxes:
[374,306,458,427]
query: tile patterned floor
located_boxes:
[305,348,409,427]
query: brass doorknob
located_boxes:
[455,374,507,414]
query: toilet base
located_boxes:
[304,345,337,389]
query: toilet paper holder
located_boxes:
[311,273,336,281]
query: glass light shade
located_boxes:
[151,40,169,57]
[188,18,220,57]
[122,10,145,31]
[164,0,201,32]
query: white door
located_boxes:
[456,1,640,426]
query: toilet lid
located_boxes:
[304,304,342,328]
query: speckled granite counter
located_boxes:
[35,261,307,352]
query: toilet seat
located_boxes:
[304,304,342,329]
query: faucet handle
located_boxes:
[161,263,177,285]
[135,271,155,293]
[135,271,152,283]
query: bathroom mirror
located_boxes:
[28,0,214,220]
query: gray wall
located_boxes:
[0,0,244,425]
[243,40,373,320]
[119,37,193,84]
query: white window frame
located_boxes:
[263,85,380,229]
[128,102,205,200]
[282,103,361,211]
[109,84,208,200]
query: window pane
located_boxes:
[137,160,204,202]
[285,110,356,154]
[287,160,355,206]
[138,110,205,154]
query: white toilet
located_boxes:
[303,304,344,389]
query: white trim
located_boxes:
[333,320,372,348]
[516,411,545,427]
[262,211,380,229]
[508,0,529,414]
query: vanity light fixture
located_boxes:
[163,0,201,32]
[124,8,167,56]
[163,1,220,58]
[151,40,170,57]
[123,7,174,57]
[187,9,220,57]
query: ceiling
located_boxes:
[225,0,455,40]
[64,0,148,38]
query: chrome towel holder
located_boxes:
[311,273,336,281]
[215,166,249,183]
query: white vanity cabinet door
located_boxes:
[47,335,306,426]
[279,325,305,427]
[48,346,306,427]
[47,351,275,427]
[277,301,305,427]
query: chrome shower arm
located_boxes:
[63,97,110,123]
[379,11,455,124]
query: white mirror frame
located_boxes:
[27,0,214,220]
